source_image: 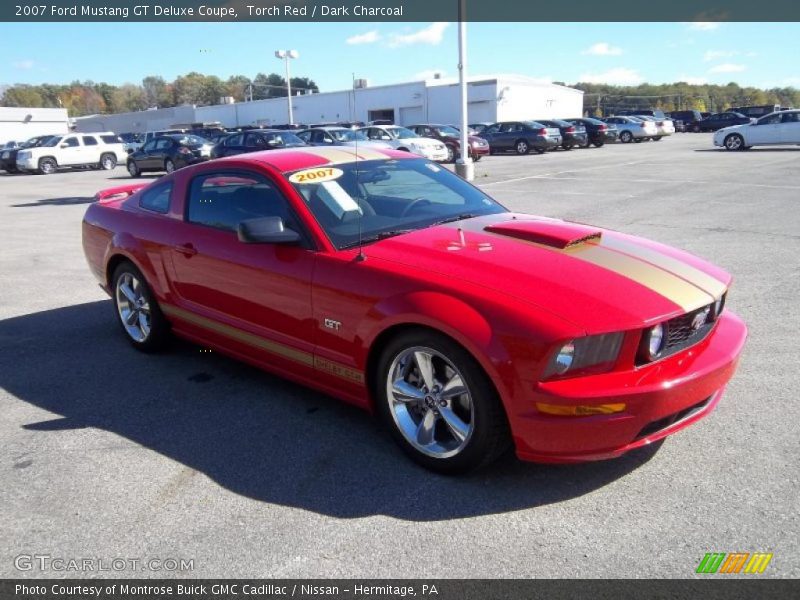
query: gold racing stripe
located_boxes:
[162,304,365,383]
[293,146,389,167]
[599,235,727,299]
[564,243,715,312]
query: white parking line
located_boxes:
[482,160,645,187]
[526,175,800,190]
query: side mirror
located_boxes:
[60,143,70,148]
[238,216,301,244]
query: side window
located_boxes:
[139,182,172,214]
[142,140,156,152]
[62,137,79,147]
[484,124,500,134]
[187,172,298,233]
[226,133,244,146]
[782,112,800,123]
[100,135,120,144]
[310,130,326,144]
[155,138,172,150]
[760,113,782,125]
[245,133,267,148]
[82,136,98,146]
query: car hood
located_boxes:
[715,123,749,135]
[403,137,443,147]
[364,213,730,333]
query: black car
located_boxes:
[480,121,562,154]
[667,110,704,132]
[564,118,618,147]
[0,135,54,173]
[537,119,588,150]
[692,112,752,133]
[126,134,211,177]
[211,129,306,158]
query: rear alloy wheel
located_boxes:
[724,134,745,151]
[620,131,633,143]
[112,262,170,352]
[165,159,175,174]
[377,330,510,473]
[100,153,117,170]
[38,157,57,175]
[515,140,529,155]
[127,161,140,177]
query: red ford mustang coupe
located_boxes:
[82,146,746,473]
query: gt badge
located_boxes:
[324,318,342,331]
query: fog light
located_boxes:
[648,323,665,359]
[554,342,575,374]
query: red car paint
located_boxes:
[82,148,747,463]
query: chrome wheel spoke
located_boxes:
[391,379,425,404]
[416,409,437,446]
[441,374,466,400]
[138,312,150,337]
[439,407,469,443]
[413,350,435,390]
[119,282,137,304]
[124,308,139,326]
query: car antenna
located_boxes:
[353,72,366,262]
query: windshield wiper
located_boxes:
[340,229,415,249]
[431,213,480,226]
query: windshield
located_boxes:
[42,136,62,147]
[288,158,506,249]
[174,134,208,145]
[329,129,368,142]
[436,125,460,138]
[388,127,419,140]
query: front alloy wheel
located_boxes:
[377,330,510,473]
[515,140,529,155]
[724,134,744,151]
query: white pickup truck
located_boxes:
[16,132,127,174]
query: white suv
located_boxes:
[16,132,127,174]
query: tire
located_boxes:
[593,141,605,148]
[164,159,175,174]
[100,153,117,170]
[724,134,745,151]
[127,161,140,177]
[620,131,633,143]
[634,138,643,143]
[561,143,573,151]
[514,139,529,155]
[473,155,482,162]
[534,147,546,154]
[652,136,663,142]
[445,145,456,163]
[38,157,57,175]
[375,329,511,473]
[692,124,701,133]
[111,262,170,352]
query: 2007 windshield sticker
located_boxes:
[289,167,343,184]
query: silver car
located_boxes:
[296,127,392,149]
[358,125,450,162]
[603,116,659,143]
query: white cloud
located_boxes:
[703,50,736,61]
[578,68,643,86]
[582,42,623,56]
[12,59,35,69]
[708,63,746,74]
[687,22,720,31]
[388,22,449,48]
[414,69,447,80]
[346,30,381,45]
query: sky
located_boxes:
[2,21,799,91]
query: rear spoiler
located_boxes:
[94,183,148,203]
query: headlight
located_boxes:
[1,151,8,159]
[17,151,30,160]
[647,323,665,359]
[543,332,624,379]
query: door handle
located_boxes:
[174,243,197,256]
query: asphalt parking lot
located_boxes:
[1,134,798,578]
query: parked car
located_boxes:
[602,116,657,143]
[537,119,588,150]
[468,123,494,135]
[82,146,745,473]
[16,132,126,174]
[358,125,449,161]
[618,109,668,120]
[211,130,306,158]
[632,115,675,139]
[479,121,562,154]
[142,129,188,145]
[0,135,53,173]
[714,109,800,151]
[668,110,704,133]
[296,127,392,150]
[126,134,213,177]
[407,123,489,162]
[691,112,753,133]
[726,105,781,119]
[563,118,618,147]
[119,133,143,154]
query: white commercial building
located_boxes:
[74,75,584,133]
[0,107,70,143]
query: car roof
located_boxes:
[214,145,410,173]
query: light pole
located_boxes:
[275,49,299,124]
[455,0,474,181]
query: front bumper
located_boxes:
[469,143,490,157]
[16,157,37,170]
[512,311,747,463]
[419,146,450,162]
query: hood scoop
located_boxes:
[484,219,602,249]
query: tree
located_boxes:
[2,85,44,107]
[111,84,147,113]
[290,77,319,95]
[225,75,251,101]
[142,75,170,108]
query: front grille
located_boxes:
[635,396,712,440]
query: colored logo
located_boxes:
[696,552,773,574]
